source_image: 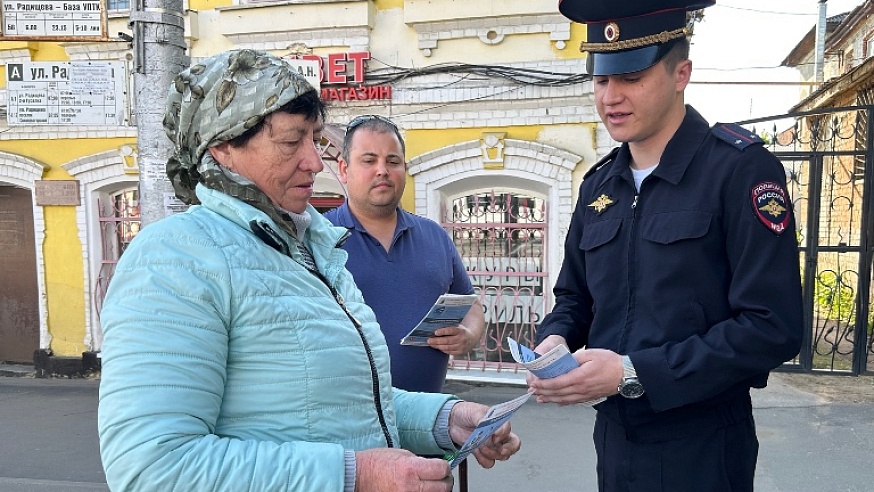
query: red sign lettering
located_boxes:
[320,85,392,102]
[293,51,372,85]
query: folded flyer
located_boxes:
[400,294,478,346]
[507,337,605,406]
[446,392,531,469]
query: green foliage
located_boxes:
[813,270,856,323]
[813,270,874,336]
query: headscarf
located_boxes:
[163,49,317,205]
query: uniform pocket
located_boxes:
[640,211,712,245]
[579,218,622,251]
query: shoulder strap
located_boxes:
[711,123,764,151]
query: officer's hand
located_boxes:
[528,348,622,405]
[525,335,567,386]
[429,324,479,355]
[355,448,453,492]
[447,402,522,468]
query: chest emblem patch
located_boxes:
[751,181,789,235]
[588,194,615,214]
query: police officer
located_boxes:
[527,1,804,491]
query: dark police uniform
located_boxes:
[536,106,803,490]
[538,2,803,490]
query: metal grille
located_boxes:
[95,189,141,316]
[443,191,548,372]
[743,106,874,375]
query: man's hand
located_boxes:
[428,324,478,355]
[355,448,453,492]
[447,402,521,468]
[527,347,623,405]
[525,335,566,387]
[428,299,485,355]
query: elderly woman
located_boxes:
[97,49,520,492]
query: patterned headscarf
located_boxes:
[163,49,316,205]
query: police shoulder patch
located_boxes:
[712,123,764,151]
[751,181,789,235]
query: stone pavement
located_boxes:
[1,364,873,492]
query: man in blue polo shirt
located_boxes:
[324,115,484,392]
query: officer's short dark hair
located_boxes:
[661,38,691,72]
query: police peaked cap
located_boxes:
[558,0,716,76]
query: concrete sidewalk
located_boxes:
[1,368,872,492]
[446,370,874,492]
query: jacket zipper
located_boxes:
[617,188,641,432]
[325,282,395,448]
[251,221,394,447]
[623,191,639,352]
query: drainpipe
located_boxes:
[814,0,828,84]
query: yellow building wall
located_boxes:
[375,0,403,9]
[0,138,135,356]
[556,22,586,60]
[402,120,595,211]
[402,125,546,211]
[189,0,233,10]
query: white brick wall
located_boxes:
[409,14,571,55]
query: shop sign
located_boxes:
[288,51,392,102]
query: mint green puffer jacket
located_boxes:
[98,185,452,492]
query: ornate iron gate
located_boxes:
[95,189,141,317]
[740,105,874,375]
[443,191,548,372]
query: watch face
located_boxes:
[620,379,644,399]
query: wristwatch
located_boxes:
[618,355,644,399]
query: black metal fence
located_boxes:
[738,106,874,375]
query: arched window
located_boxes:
[95,188,140,314]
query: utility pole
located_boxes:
[129,0,188,226]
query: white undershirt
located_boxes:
[631,164,658,191]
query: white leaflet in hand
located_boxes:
[508,337,606,406]
[448,392,531,469]
[508,337,578,379]
[400,294,478,346]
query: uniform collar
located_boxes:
[604,105,711,186]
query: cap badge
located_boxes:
[588,194,615,214]
[604,22,620,43]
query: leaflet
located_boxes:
[507,337,605,406]
[447,392,531,469]
[507,337,579,379]
[400,294,478,346]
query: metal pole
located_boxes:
[130,0,187,226]
[814,0,828,84]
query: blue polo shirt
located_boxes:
[324,203,474,392]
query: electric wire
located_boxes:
[366,59,591,87]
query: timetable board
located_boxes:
[1,0,106,39]
[6,61,126,126]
